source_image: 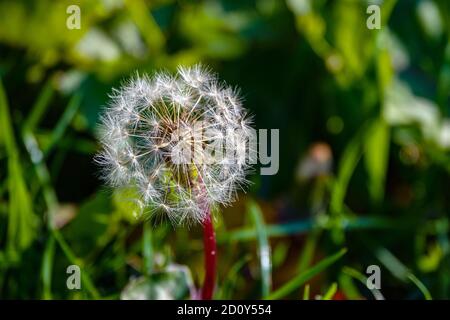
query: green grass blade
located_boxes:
[408,273,432,300]
[41,235,56,299]
[0,79,37,253]
[376,248,432,300]
[217,255,251,299]
[20,127,100,300]
[339,272,363,300]
[20,118,102,298]
[266,248,347,300]
[297,229,320,272]
[303,284,310,300]
[142,221,154,275]
[322,282,338,300]
[330,134,362,215]
[376,248,409,281]
[43,93,82,156]
[364,119,390,205]
[23,79,54,132]
[52,229,100,299]
[248,200,272,298]
[124,0,165,54]
[0,81,16,152]
[342,266,385,300]
[22,131,58,227]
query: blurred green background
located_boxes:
[0,0,449,300]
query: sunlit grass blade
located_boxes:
[41,235,56,299]
[297,229,320,272]
[339,272,362,300]
[376,248,408,280]
[303,284,310,300]
[364,119,390,205]
[330,134,362,215]
[124,0,165,54]
[266,248,347,300]
[322,282,338,300]
[22,131,58,227]
[408,273,432,301]
[380,0,398,26]
[248,200,271,298]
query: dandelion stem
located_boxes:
[201,208,216,300]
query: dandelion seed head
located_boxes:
[96,64,253,225]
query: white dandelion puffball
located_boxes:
[96,65,254,225]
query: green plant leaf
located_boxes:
[266,248,347,300]
[43,93,82,156]
[23,78,54,132]
[322,282,338,300]
[376,248,432,300]
[364,119,390,205]
[342,266,384,300]
[41,235,55,299]
[217,255,251,300]
[330,134,362,215]
[142,221,154,275]
[303,284,310,300]
[248,199,272,298]
[0,79,38,254]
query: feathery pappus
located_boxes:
[96,65,254,225]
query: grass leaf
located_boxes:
[0,79,37,254]
[124,0,165,55]
[266,248,347,300]
[342,266,384,300]
[322,282,338,300]
[303,284,310,300]
[41,235,56,299]
[23,79,54,132]
[142,222,154,275]
[376,248,432,300]
[43,93,82,156]
[330,134,362,215]
[364,119,390,205]
[248,200,272,298]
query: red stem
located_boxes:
[201,209,216,300]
